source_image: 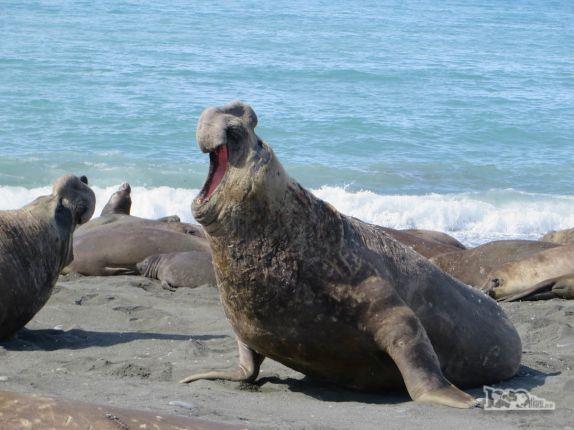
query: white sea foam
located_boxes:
[0,185,200,224]
[2,184,573,246]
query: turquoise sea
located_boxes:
[1,1,573,245]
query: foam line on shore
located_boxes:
[2,184,573,246]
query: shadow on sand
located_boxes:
[0,328,228,351]
[247,364,555,406]
[244,375,409,405]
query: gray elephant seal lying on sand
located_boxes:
[430,240,559,288]
[67,224,210,276]
[181,101,521,409]
[483,245,574,300]
[77,182,205,238]
[0,390,238,430]
[137,251,216,289]
[0,175,95,339]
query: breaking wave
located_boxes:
[2,184,573,246]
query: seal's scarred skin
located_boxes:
[183,101,522,408]
[0,175,95,339]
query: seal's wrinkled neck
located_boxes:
[137,255,161,279]
[18,196,75,271]
[208,171,343,262]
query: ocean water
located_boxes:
[1,1,573,245]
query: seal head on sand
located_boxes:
[184,101,522,409]
[0,175,95,339]
[430,240,560,288]
[482,245,574,300]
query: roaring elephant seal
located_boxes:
[0,390,239,430]
[380,228,463,259]
[430,240,560,288]
[67,223,210,276]
[540,228,574,245]
[0,175,95,340]
[180,101,522,409]
[137,251,216,289]
[76,182,205,238]
[483,245,574,300]
[403,229,466,250]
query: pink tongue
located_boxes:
[207,145,228,197]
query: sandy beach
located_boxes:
[0,274,572,429]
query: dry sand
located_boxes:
[1,274,573,429]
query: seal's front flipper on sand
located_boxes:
[162,280,177,291]
[180,338,265,384]
[499,275,574,302]
[101,266,137,276]
[361,277,478,409]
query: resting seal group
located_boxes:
[181,101,522,408]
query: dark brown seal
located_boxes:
[0,175,95,340]
[430,240,560,288]
[0,390,241,430]
[180,101,522,409]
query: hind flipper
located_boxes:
[360,277,478,408]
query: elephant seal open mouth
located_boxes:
[186,101,522,409]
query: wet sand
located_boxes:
[1,274,572,429]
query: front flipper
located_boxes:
[552,277,574,299]
[101,267,137,276]
[161,280,177,291]
[360,277,478,409]
[499,275,574,302]
[179,338,265,384]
